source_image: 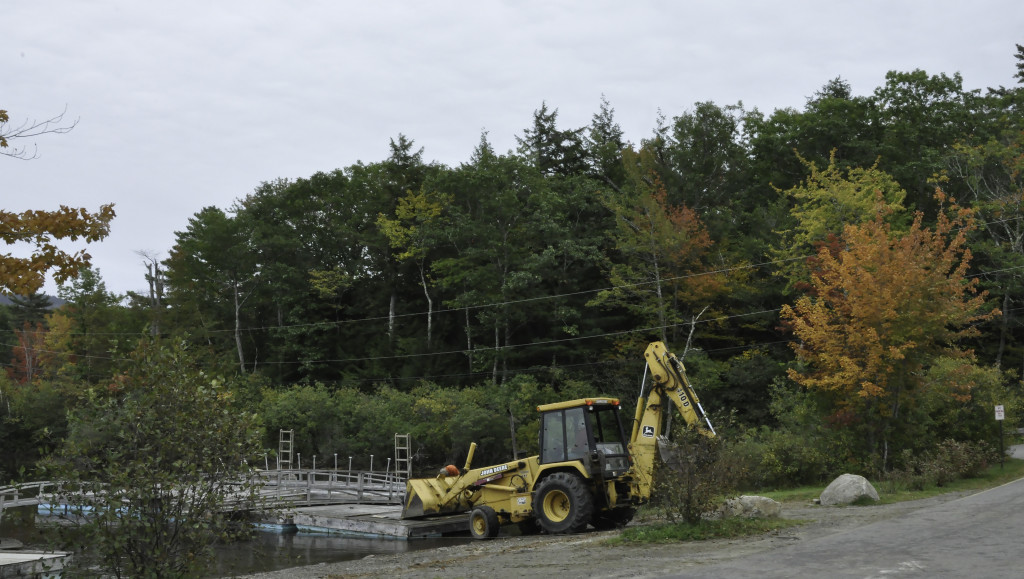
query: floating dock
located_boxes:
[0,550,69,578]
[277,504,468,539]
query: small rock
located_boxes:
[720,495,782,518]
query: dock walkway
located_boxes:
[2,470,468,545]
[282,504,468,539]
[0,469,405,517]
[0,550,68,578]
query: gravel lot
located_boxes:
[239,490,979,579]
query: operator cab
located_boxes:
[537,398,631,478]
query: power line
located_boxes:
[2,213,1022,381]
[0,306,788,379]
[6,210,1023,342]
[195,255,807,337]
[1,259,1019,373]
[0,254,804,339]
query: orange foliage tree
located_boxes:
[8,322,50,384]
[590,149,725,353]
[781,191,998,469]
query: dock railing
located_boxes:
[254,468,406,507]
[2,469,406,519]
[0,481,57,521]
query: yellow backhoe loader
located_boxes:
[401,341,716,538]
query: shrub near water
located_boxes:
[44,340,265,579]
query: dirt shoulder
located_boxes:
[241,490,978,579]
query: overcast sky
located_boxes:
[4,0,1022,297]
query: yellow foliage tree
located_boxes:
[1,204,116,295]
[376,188,451,348]
[781,190,997,467]
[775,151,908,291]
[2,106,113,295]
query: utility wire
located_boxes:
[3,215,1023,379]
[0,254,805,338]
[8,210,1024,340]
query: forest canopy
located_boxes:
[4,45,1024,480]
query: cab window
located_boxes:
[565,408,588,459]
[542,407,588,463]
[591,405,627,456]
[541,411,565,463]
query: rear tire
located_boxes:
[469,505,500,539]
[533,472,593,534]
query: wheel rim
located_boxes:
[542,489,571,522]
[471,512,486,535]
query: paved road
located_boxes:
[667,452,1024,578]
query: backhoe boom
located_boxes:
[627,341,716,501]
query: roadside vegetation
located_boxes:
[618,455,1024,544]
[615,516,806,544]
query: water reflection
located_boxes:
[1,506,469,578]
[0,506,46,546]
[210,531,470,577]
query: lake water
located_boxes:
[0,506,470,577]
[208,529,469,577]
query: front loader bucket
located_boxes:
[401,476,471,519]
[401,483,428,519]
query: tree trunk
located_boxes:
[508,407,519,459]
[492,323,499,383]
[645,207,667,344]
[996,289,1011,368]
[502,324,512,383]
[234,281,245,374]
[419,262,433,349]
[388,292,397,341]
[18,332,35,384]
[464,306,473,372]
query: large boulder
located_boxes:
[720,495,782,519]
[819,473,880,506]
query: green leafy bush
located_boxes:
[727,426,841,489]
[653,425,742,524]
[886,439,999,491]
[44,340,265,578]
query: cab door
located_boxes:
[540,407,587,464]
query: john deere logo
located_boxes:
[479,464,509,476]
[642,426,655,438]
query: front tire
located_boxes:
[469,505,500,539]
[533,472,593,534]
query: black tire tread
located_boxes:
[533,472,594,534]
[469,505,500,539]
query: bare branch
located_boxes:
[681,305,709,359]
[0,105,79,160]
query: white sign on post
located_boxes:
[995,405,1005,421]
